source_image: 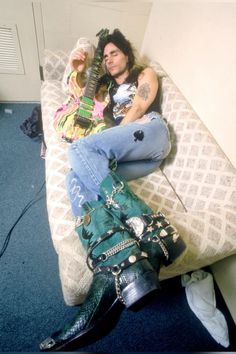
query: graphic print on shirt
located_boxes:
[113,83,137,124]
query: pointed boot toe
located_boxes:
[40,337,57,352]
[39,274,121,351]
[39,188,162,351]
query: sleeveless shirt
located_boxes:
[107,79,160,125]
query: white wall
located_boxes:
[141,0,236,323]
[141,1,236,169]
[40,0,152,52]
[0,0,41,101]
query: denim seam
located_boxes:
[73,143,102,187]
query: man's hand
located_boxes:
[69,48,88,73]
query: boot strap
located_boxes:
[93,251,148,274]
[86,225,128,270]
[91,238,138,268]
[126,212,180,262]
[94,251,148,305]
[126,212,178,239]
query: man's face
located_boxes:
[103,42,129,79]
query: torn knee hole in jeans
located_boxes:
[109,159,118,171]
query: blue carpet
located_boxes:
[0,103,236,352]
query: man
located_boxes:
[39,29,186,352]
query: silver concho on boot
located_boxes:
[125,216,146,239]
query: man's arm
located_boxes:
[120,67,158,125]
[69,48,89,88]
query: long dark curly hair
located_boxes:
[100,29,146,84]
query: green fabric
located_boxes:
[99,172,186,270]
[100,171,152,220]
[75,200,139,269]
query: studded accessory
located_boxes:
[99,172,186,279]
[86,225,127,270]
[92,238,138,267]
[74,197,160,311]
[125,212,180,262]
[94,251,148,304]
[102,175,181,264]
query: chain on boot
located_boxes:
[99,171,186,272]
[77,201,160,306]
[39,199,159,351]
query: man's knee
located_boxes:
[70,138,87,156]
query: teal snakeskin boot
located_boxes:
[39,200,159,351]
[99,172,186,273]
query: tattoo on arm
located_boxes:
[137,82,150,101]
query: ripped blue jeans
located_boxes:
[66,112,171,216]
